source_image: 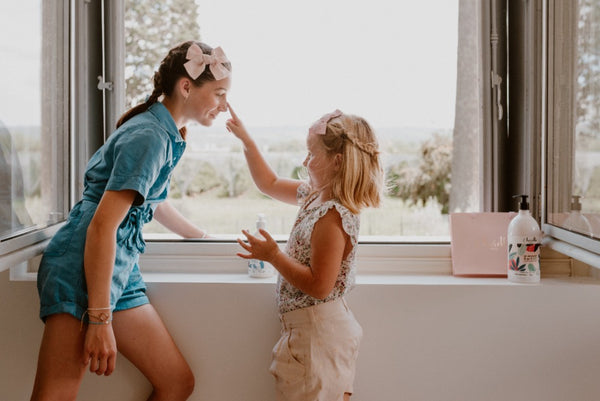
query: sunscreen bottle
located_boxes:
[248,214,275,278]
[507,195,541,283]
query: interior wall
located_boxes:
[2,269,600,401]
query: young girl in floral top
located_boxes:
[227,105,384,401]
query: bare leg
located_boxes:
[30,314,87,401]
[344,393,351,401]
[112,304,195,401]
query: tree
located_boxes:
[388,133,452,214]
[125,0,201,107]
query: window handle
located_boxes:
[97,75,113,91]
[491,72,503,121]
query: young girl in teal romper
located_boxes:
[31,41,231,401]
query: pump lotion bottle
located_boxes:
[247,214,275,278]
[507,195,541,283]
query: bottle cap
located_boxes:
[256,213,266,230]
[512,194,529,211]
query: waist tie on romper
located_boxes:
[119,206,154,253]
[81,197,153,254]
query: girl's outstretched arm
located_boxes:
[154,201,208,238]
[226,103,301,205]
[238,208,350,299]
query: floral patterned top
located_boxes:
[277,183,360,314]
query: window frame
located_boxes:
[109,1,498,243]
[0,0,70,260]
[541,0,600,265]
[0,0,514,272]
[8,0,599,274]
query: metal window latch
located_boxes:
[491,71,503,121]
[97,75,113,91]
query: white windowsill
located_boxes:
[6,234,593,284]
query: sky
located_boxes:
[0,0,458,130]
[197,0,458,130]
[0,1,41,127]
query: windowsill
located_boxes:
[4,234,599,283]
[136,273,599,286]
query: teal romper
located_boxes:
[37,102,186,322]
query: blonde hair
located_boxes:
[318,114,384,214]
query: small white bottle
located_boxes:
[507,195,541,283]
[248,214,275,278]
[563,195,593,235]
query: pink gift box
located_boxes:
[449,212,517,276]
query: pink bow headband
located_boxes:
[309,109,343,135]
[183,44,230,81]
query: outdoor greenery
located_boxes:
[387,133,452,214]
[125,0,201,107]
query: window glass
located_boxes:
[124,0,479,238]
[547,0,600,240]
[0,1,67,243]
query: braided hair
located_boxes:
[318,114,384,214]
[116,41,231,139]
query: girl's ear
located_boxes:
[334,153,343,170]
[178,77,192,100]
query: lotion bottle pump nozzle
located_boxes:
[513,194,529,211]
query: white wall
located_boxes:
[2,269,600,401]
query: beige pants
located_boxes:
[269,298,363,401]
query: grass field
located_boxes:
[142,188,451,238]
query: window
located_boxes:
[13,1,589,272]
[114,0,497,240]
[544,0,600,257]
[0,1,69,256]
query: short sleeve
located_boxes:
[105,129,168,204]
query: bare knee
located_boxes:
[178,368,195,398]
[153,366,195,400]
[344,392,352,401]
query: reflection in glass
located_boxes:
[573,1,600,238]
[0,2,66,242]
[548,1,600,239]
[0,121,33,238]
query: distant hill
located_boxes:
[187,125,452,145]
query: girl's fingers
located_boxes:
[241,229,255,242]
[96,357,108,376]
[237,238,252,252]
[105,354,116,376]
[82,351,91,366]
[227,103,238,120]
[258,228,274,242]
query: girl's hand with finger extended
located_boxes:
[225,103,251,141]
